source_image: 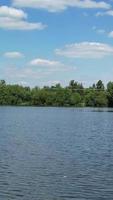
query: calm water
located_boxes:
[0,107,113,200]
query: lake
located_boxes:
[0,107,113,200]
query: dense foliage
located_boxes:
[0,80,113,107]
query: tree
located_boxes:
[107,82,113,107]
[85,88,108,107]
[0,80,111,107]
[69,80,78,90]
[0,80,6,85]
[70,93,81,106]
[96,80,104,90]
[92,83,96,89]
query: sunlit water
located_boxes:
[0,107,113,200]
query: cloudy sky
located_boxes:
[0,0,113,87]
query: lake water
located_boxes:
[0,107,113,200]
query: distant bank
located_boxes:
[0,80,113,107]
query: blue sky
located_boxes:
[0,0,113,87]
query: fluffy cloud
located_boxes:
[29,58,62,67]
[0,5,27,19]
[12,0,110,12]
[55,42,113,58]
[0,17,46,30]
[96,10,113,16]
[4,51,24,58]
[0,6,46,30]
[108,31,113,38]
[2,61,75,83]
[4,66,44,79]
[29,58,76,73]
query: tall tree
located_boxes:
[96,80,104,90]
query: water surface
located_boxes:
[0,107,113,200]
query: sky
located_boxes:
[0,0,113,87]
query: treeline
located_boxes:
[0,80,113,107]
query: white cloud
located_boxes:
[55,42,113,58]
[19,81,28,86]
[4,67,43,79]
[4,51,24,58]
[43,80,62,86]
[29,58,73,72]
[3,63,74,81]
[0,17,46,30]
[0,6,46,30]
[108,31,113,38]
[29,58,77,73]
[29,58,62,67]
[92,26,105,34]
[96,10,113,16]
[13,0,111,12]
[0,5,27,19]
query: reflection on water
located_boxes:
[0,107,113,200]
[91,108,113,112]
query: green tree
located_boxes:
[107,82,113,107]
[96,80,104,90]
